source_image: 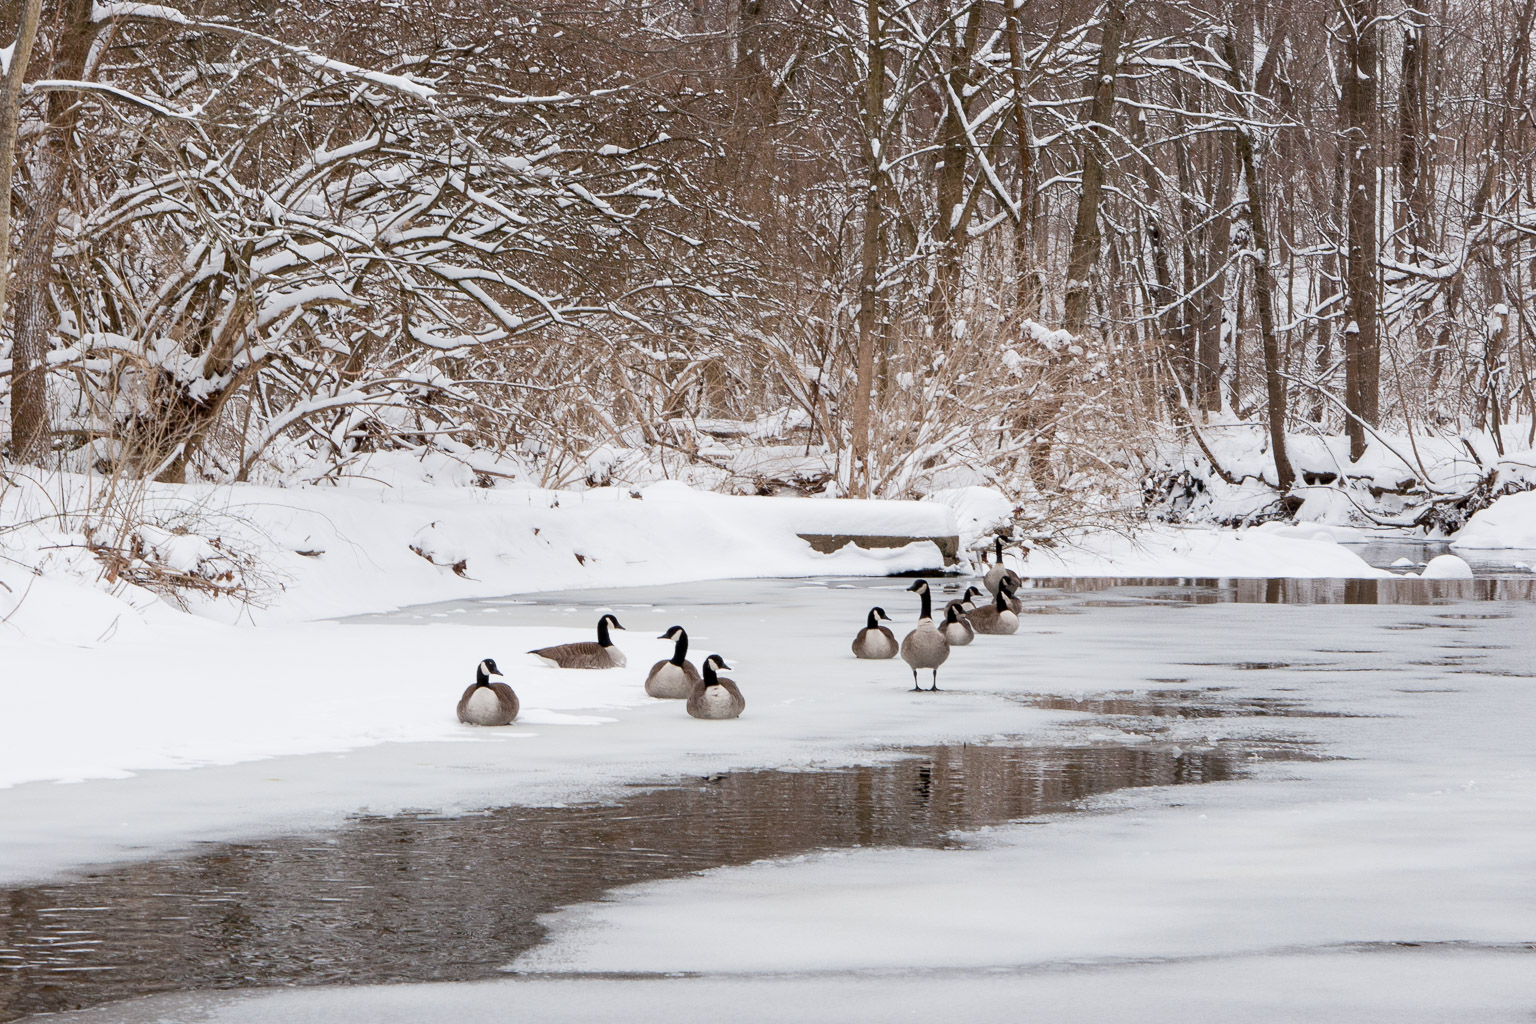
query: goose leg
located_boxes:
[929,670,940,692]
[911,669,922,692]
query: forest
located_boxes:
[2,0,1534,529]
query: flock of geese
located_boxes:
[457,536,1022,724]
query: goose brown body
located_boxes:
[942,602,975,646]
[852,606,899,659]
[967,584,1020,635]
[456,659,519,726]
[687,655,745,719]
[646,625,701,698]
[530,614,627,669]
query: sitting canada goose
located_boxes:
[687,654,746,719]
[456,658,519,726]
[967,581,1020,635]
[900,579,950,691]
[1000,574,1023,613]
[942,601,974,646]
[957,585,985,612]
[646,625,701,698]
[529,613,627,669]
[852,606,898,659]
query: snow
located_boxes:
[1452,490,1536,550]
[920,485,1014,550]
[36,951,1536,1024]
[0,473,957,630]
[1419,553,1474,579]
[1023,523,1389,578]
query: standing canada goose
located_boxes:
[982,537,1009,594]
[942,601,975,646]
[967,582,1020,635]
[687,654,746,719]
[456,658,519,726]
[900,579,950,691]
[852,606,899,659]
[646,625,701,698]
[529,614,627,669]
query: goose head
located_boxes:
[658,624,689,663]
[944,603,965,624]
[597,614,626,646]
[866,606,891,629]
[702,653,731,685]
[476,658,503,686]
[907,579,934,621]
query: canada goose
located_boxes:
[456,658,519,726]
[852,606,898,659]
[687,654,745,719]
[957,586,985,612]
[982,536,1010,595]
[942,601,975,646]
[900,579,950,691]
[529,613,627,669]
[1000,573,1023,613]
[646,625,701,698]
[967,581,1020,635]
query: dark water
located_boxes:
[0,735,1298,1021]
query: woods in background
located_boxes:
[1,0,1534,509]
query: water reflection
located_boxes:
[1021,576,1536,604]
[0,741,1272,1020]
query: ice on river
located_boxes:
[14,575,1536,1022]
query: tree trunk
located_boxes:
[849,0,885,498]
[0,0,43,372]
[1062,0,1127,333]
[1341,0,1380,460]
[1221,31,1294,491]
[1003,0,1040,320]
[8,0,99,465]
[929,2,982,341]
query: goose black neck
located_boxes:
[995,587,1008,612]
[866,608,880,630]
[917,586,933,621]
[598,617,613,646]
[995,536,1004,560]
[475,666,492,687]
[703,660,719,686]
[670,629,688,665]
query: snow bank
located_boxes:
[1451,491,1536,550]
[0,473,957,632]
[212,480,954,624]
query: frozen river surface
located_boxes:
[8,571,1536,1022]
